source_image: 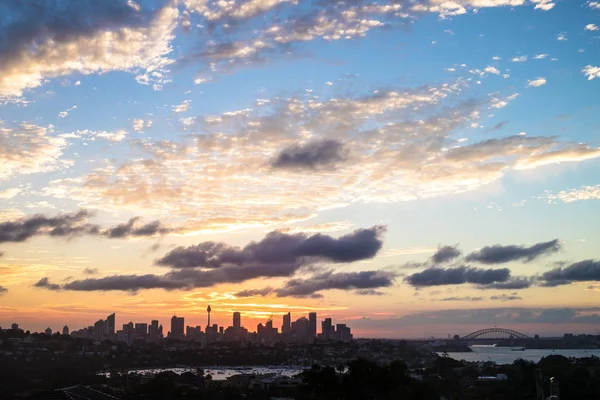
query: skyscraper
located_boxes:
[171,315,185,338]
[233,311,241,330]
[322,318,332,340]
[207,305,212,328]
[106,313,115,337]
[135,323,148,336]
[149,320,159,339]
[62,325,69,335]
[308,312,317,337]
[282,312,291,335]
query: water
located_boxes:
[104,366,306,380]
[441,347,600,364]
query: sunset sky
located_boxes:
[1,0,600,338]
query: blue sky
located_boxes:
[0,0,599,337]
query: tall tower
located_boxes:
[207,305,212,328]
[282,312,291,335]
[308,312,317,337]
[233,311,241,330]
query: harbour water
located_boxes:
[441,347,600,364]
[106,366,306,380]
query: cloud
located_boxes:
[132,119,145,131]
[583,65,600,80]
[0,188,21,199]
[34,277,61,291]
[544,184,600,203]
[37,226,388,293]
[272,139,349,170]
[41,83,600,231]
[484,120,508,133]
[234,288,274,298]
[173,100,191,113]
[106,217,171,238]
[0,285,7,294]
[539,259,600,286]
[533,54,548,59]
[465,239,561,264]
[58,105,77,118]
[484,66,500,75]
[0,123,67,181]
[156,226,386,268]
[584,24,599,31]
[404,266,511,287]
[0,210,171,244]
[83,268,99,275]
[527,77,546,87]
[531,0,555,10]
[275,270,396,298]
[431,245,461,264]
[477,278,533,290]
[589,1,600,9]
[557,33,567,41]
[0,210,99,244]
[0,1,178,100]
[490,293,523,301]
[440,296,483,301]
[511,56,527,63]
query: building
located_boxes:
[45,327,53,335]
[106,313,116,337]
[148,320,159,339]
[282,312,291,335]
[170,315,185,338]
[10,323,18,330]
[292,317,309,342]
[321,318,333,340]
[308,312,317,338]
[135,323,148,336]
[62,325,69,335]
[335,324,352,343]
[94,319,106,339]
[186,325,202,339]
[233,312,241,330]
[122,322,134,333]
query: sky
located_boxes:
[0,0,600,339]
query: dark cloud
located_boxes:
[34,277,61,291]
[490,293,523,301]
[156,226,385,268]
[539,259,600,286]
[0,210,98,244]
[271,139,349,170]
[106,217,171,238]
[477,278,533,290]
[0,285,7,294]
[36,226,386,292]
[440,296,483,302]
[431,245,461,264]
[404,266,511,287]
[0,0,158,62]
[465,239,560,264]
[83,268,99,275]
[275,270,396,298]
[0,251,4,258]
[63,274,186,292]
[0,210,170,244]
[484,120,508,133]
[234,288,274,298]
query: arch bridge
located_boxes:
[460,327,533,341]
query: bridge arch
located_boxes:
[460,327,532,341]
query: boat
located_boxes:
[511,347,525,351]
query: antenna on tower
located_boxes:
[207,305,212,328]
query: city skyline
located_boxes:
[1,0,600,339]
